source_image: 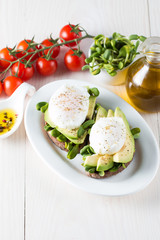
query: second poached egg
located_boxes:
[90,117,126,155]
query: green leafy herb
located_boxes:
[44,123,53,131]
[122,163,126,169]
[85,166,91,171]
[67,144,79,159]
[91,69,101,75]
[77,125,85,138]
[57,134,67,142]
[65,142,73,151]
[109,163,122,172]
[83,33,147,76]
[40,103,48,113]
[89,167,96,173]
[95,103,101,110]
[51,128,61,137]
[36,102,48,111]
[88,128,91,135]
[88,87,100,97]
[84,165,96,173]
[131,128,141,139]
[82,119,95,129]
[82,64,90,70]
[80,145,95,157]
[99,171,105,176]
[129,34,139,41]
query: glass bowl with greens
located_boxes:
[83,33,146,85]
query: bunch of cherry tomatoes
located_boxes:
[0,24,86,96]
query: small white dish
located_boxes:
[0,82,35,139]
[24,79,159,196]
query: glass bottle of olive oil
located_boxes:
[126,37,160,112]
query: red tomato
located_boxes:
[0,81,3,95]
[64,49,86,71]
[3,76,23,96]
[17,40,39,61]
[40,39,60,58]
[11,62,34,81]
[36,57,57,76]
[0,66,3,72]
[59,24,82,47]
[0,48,16,69]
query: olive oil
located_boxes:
[126,57,160,112]
[0,109,17,135]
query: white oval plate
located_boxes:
[24,79,159,196]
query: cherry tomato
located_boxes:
[40,39,60,58]
[17,40,39,61]
[0,66,3,71]
[11,62,34,81]
[0,48,16,69]
[64,49,86,71]
[3,76,23,96]
[36,57,57,76]
[59,24,82,47]
[0,82,3,95]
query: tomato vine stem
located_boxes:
[0,27,94,82]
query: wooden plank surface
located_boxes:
[0,126,25,239]
[0,0,159,240]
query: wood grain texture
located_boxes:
[0,123,25,240]
[0,0,160,240]
[148,0,160,150]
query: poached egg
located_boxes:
[48,84,90,130]
[90,117,126,155]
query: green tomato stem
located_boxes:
[0,31,94,81]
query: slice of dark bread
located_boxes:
[46,130,68,151]
[85,161,132,179]
[44,123,133,178]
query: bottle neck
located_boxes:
[146,52,160,66]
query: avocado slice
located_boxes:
[67,132,88,144]
[86,96,96,120]
[45,109,88,144]
[107,109,114,117]
[44,109,55,128]
[113,107,135,163]
[96,154,114,171]
[96,105,107,121]
[84,153,114,172]
[45,109,78,139]
[84,154,99,167]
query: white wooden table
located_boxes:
[0,0,160,239]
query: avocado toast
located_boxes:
[36,84,99,159]
[80,106,140,178]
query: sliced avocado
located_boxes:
[45,109,87,144]
[113,107,135,163]
[67,132,88,144]
[57,127,79,139]
[107,109,114,117]
[44,109,56,128]
[96,154,114,171]
[86,96,96,119]
[47,129,87,144]
[84,154,99,167]
[96,105,107,121]
[45,109,78,139]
